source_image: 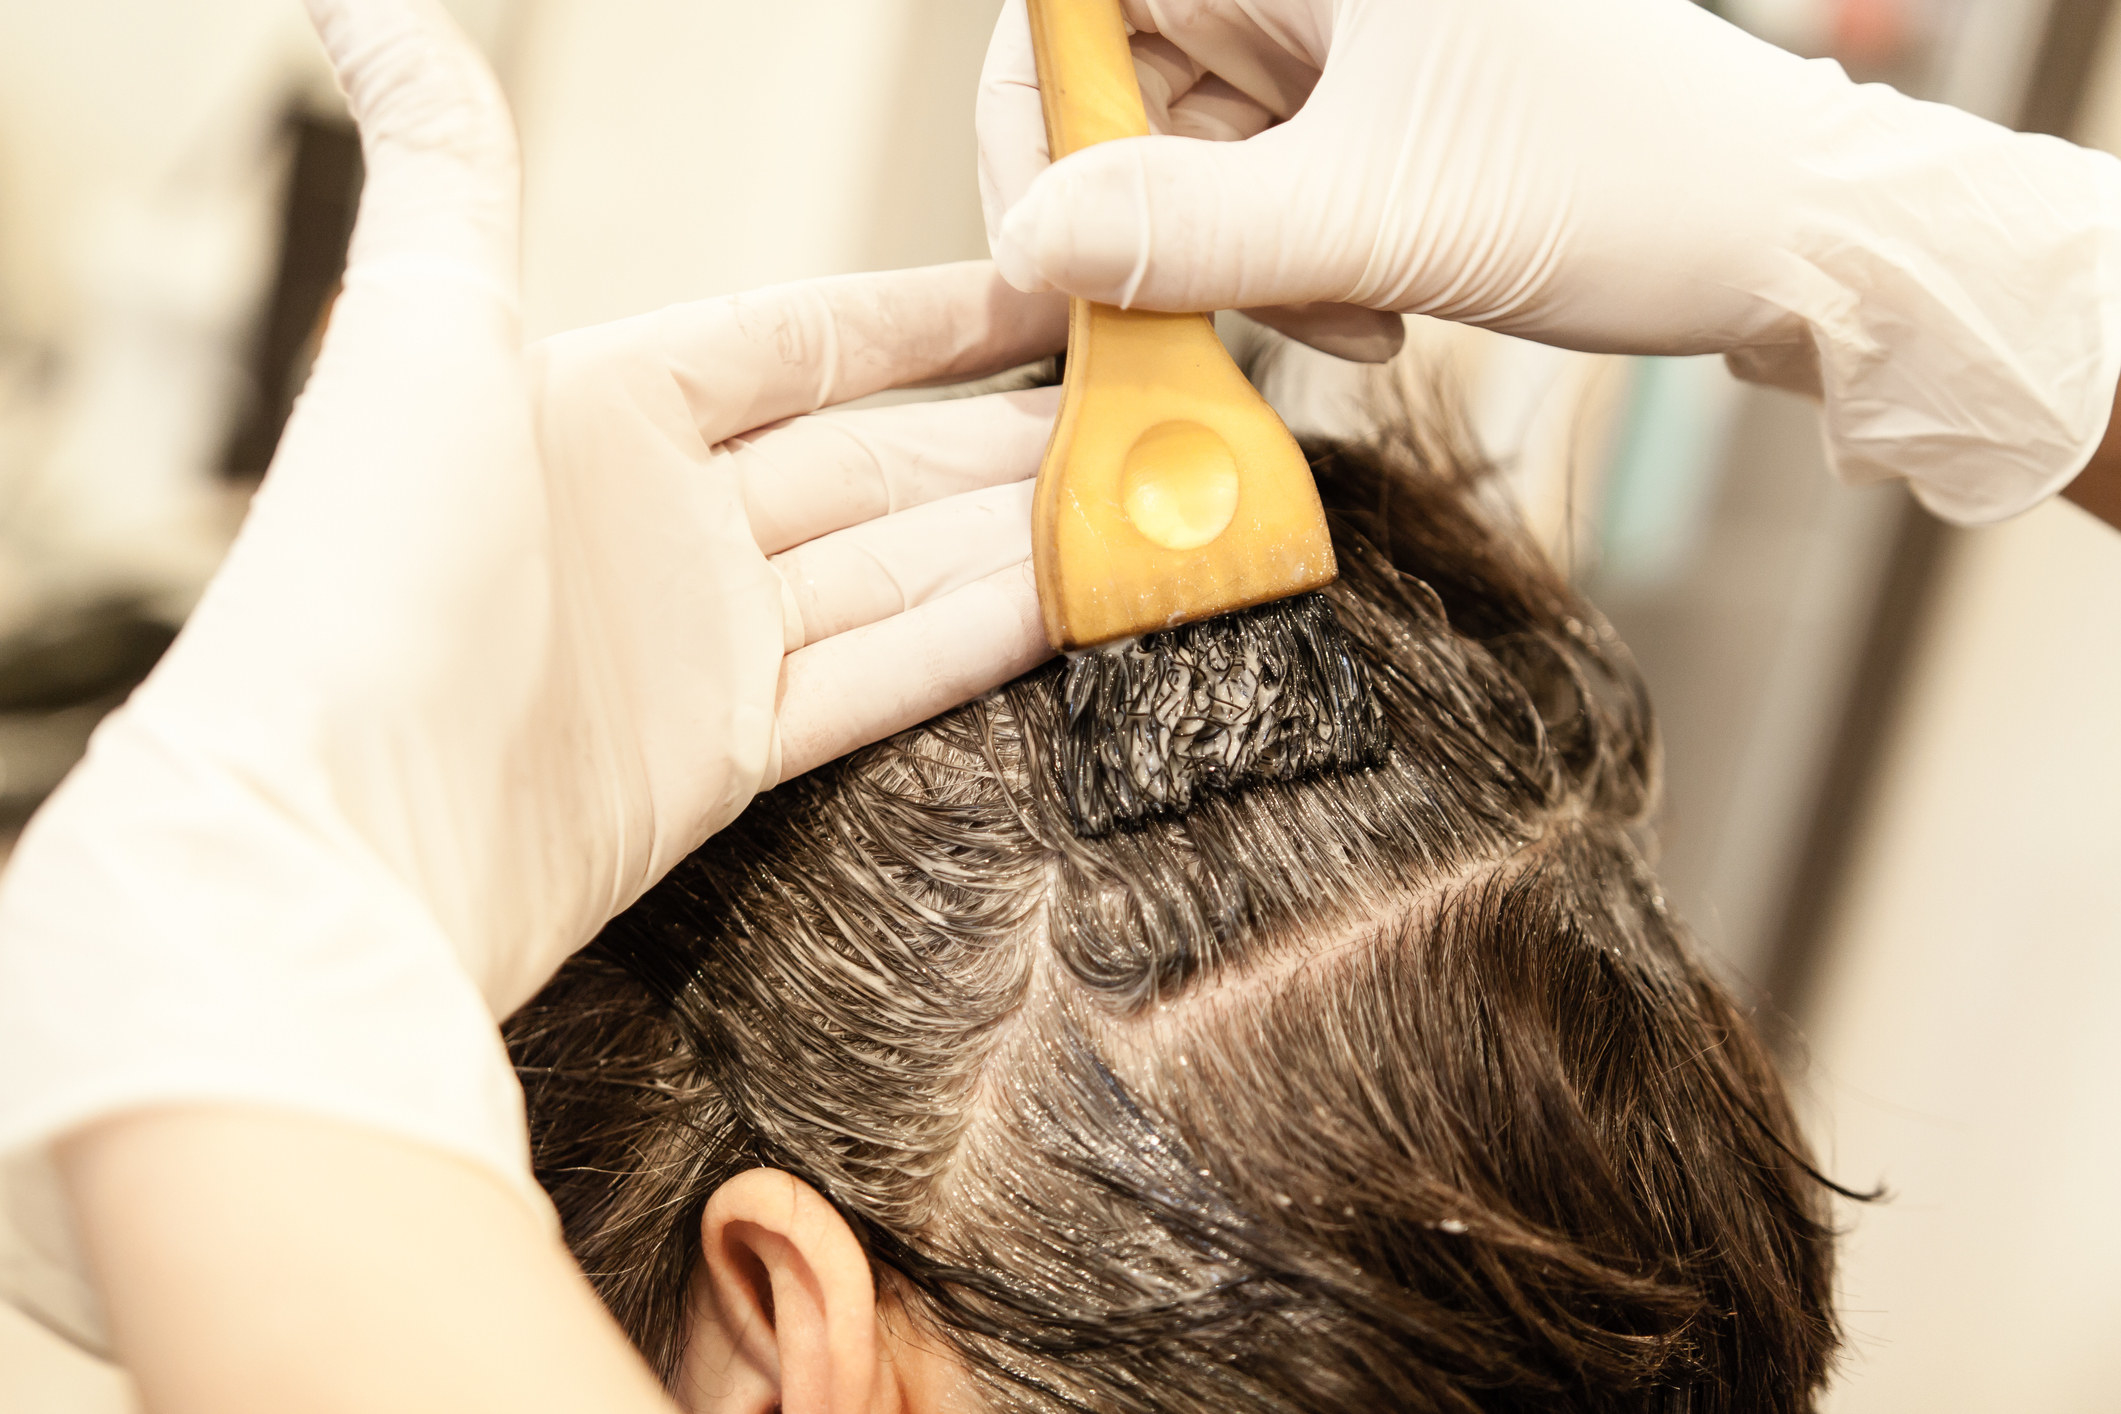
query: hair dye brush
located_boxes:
[1027,0,1386,836]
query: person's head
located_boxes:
[507,414,1841,1414]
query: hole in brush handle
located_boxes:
[1120,422,1241,550]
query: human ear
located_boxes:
[675,1168,889,1414]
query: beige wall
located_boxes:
[1802,8,2121,1406]
[0,0,998,345]
[508,0,997,339]
[0,1,319,344]
[1806,497,2121,1412]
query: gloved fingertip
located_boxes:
[995,157,1154,304]
[994,202,1057,294]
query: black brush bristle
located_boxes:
[1058,592,1388,836]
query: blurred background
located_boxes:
[1,0,2116,1408]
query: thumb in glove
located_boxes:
[305,0,517,281]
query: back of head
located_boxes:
[508,412,1840,1413]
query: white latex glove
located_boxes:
[0,0,1064,1349]
[979,0,2121,524]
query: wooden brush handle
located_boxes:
[1023,0,1338,650]
[1026,0,1152,160]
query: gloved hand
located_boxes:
[0,0,1063,1349]
[978,0,2121,523]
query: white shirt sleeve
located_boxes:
[0,708,555,1352]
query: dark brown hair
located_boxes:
[506,414,1841,1412]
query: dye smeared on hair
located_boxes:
[1060,592,1389,837]
[507,417,1847,1414]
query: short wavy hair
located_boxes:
[506,411,1843,1413]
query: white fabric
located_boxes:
[978,0,2121,524]
[0,0,1065,1352]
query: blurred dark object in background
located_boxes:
[0,602,174,716]
[0,603,174,829]
[2021,0,2118,135]
[0,105,360,837]
[222,110,361,480]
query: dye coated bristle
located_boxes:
[1059,593,1388,836]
